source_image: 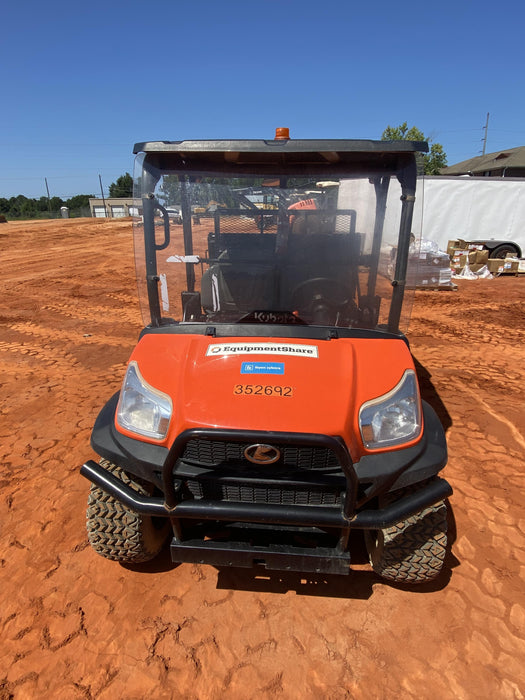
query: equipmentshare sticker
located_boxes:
[206,342,318,358]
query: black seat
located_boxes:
[202,233,278,314]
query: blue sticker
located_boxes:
[241,362,285,375]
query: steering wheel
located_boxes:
[290,277,357,325]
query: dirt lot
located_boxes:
[1,218,524,699]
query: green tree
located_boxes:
[109,172,133,198]
[8,195,28,218]
[381,122,447,175]
[49,196,64,211]
[20,199,38,218]
[157,175,181,207]
[66,194,93,209]
[37,196,50,212]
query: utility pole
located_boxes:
[98,175,107,217]
[45,178,51,213]
[481,113,490,155]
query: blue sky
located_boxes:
[2,0,524,199]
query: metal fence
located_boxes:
[4,206,93,221]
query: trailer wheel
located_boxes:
[86,460,170,564]
[364,495,447,584]
[490,243,519,259]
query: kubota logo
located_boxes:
[244,444,281,465]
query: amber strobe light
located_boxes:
[274,127,290,140]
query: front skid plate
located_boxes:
[170,537,351,575]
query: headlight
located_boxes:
[359,370,421,449]
[116,361,172,440]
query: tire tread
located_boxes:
[86,460,168,564]
[366,487,448,584]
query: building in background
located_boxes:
[88,198,136,218]
[442,146,525,178]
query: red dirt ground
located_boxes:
[1,218,524,699]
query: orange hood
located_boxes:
[117,333,418,460]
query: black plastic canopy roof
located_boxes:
[134,139,428,154]
[133,139,428,177]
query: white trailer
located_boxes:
[416,176,524,256]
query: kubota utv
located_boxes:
[81,129,452,584]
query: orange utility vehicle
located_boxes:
[81,130,452,583]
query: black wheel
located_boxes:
[365,491,447,584]
[490,244,519,259]
[86,460,170,564]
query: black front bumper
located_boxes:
[81,457,451,530]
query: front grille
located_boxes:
[177,437,347,509]
[182,439,341,471]
[185,478,341,506]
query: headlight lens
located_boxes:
[116,361,172,440]
[359,370,421,449]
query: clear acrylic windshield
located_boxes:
[132,162,422,334]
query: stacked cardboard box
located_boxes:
[447,239,521,276]
[487,258,519,275]
[448,240,490,274]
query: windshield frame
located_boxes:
[133,139,425,336]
